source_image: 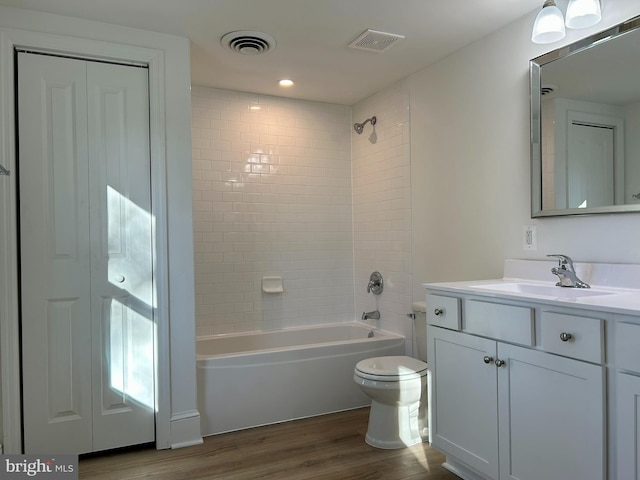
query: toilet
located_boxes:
[353,302,429,449]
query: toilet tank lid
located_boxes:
[412,301,426,313]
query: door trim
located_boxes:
[0,28,171,452]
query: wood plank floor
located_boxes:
[80,408,459,479]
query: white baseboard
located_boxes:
[170,410,203,449]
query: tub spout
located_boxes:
[362,310,380,320]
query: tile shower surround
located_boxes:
[192,84,412,339]
[191,87,353,335]
[352,80,413,339]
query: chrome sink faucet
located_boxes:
[547,254,590,288]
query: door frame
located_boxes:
[0,28,171,453]
[551,99,625,209]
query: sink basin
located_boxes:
[470,282,615,298]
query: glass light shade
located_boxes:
[532,2,566,44]
[565,0,602,29]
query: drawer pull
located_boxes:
[495,359,506,368]
[434,308,444,316]
[559,332,573,342]
[483,356,494,364]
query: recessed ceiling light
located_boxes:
[279,79,294,87]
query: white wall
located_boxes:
[352,79,414,346]
[191,87,353,335]
[410,0,640,302]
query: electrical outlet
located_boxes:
[523,225,537,251]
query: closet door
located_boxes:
[19,53,93,454]
[19,53,154,454]
[87,61,155,451]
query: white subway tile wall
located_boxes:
[191,87,354,335]
[352,80,413,339]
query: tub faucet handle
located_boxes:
[367,271,383,295]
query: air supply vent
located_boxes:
[348,29,405,53]
[221,31,276,55]
[541,84,558,96]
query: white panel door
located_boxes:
[19,53,93,454]
[567,122,614,209]
[19,53,154,454]
[87,62,155,451]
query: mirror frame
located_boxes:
[530,14,640,217]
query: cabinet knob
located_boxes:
[495,359,506,368]
[434,308,444,316]
[115,274,125,283]
[483,356,494,364]
[559,332,573,342]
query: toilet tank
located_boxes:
[412,301,427,362]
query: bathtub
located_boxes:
[197,322,405,436]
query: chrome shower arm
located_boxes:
[354,116,377,134]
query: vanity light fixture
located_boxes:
[531,0,566,44]
[565,0,602,29]
[531,0,602,44]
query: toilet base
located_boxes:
[364,400,427,449]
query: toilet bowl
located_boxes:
[354,355,428,449]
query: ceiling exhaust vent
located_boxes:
[541,84,558,96]
[221,31,276,55]
[348,29,405,53]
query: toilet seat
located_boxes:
[355,356,427,381]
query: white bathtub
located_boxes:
[196,322,405,436]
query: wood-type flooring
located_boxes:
[79,407,459,480]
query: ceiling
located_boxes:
[541,24,640,106]
[0,0,542,105]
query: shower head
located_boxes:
[354,116,377,134]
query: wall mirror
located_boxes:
[530,15,640,217]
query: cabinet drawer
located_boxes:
[426,294,460,330]
[617,322,640,372]
[541,312,603,364]
[464,300,534,346]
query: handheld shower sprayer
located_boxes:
[354,116,377,134]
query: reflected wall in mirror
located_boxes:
[530,15,640,217]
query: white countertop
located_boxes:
[423,259,640,316]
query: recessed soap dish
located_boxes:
[262,276,284,293]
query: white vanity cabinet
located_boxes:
[615,316,640,480]
[427,292,606,480]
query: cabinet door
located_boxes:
[498,344,605,480]
[617,372,640,480]
[429,327,499,479]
